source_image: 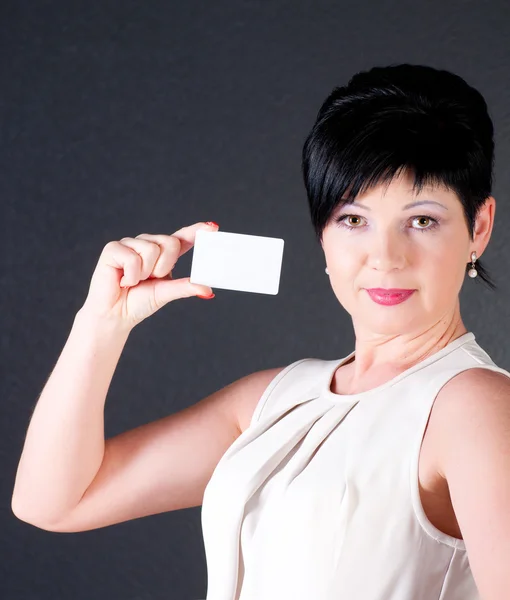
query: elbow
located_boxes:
[11,497,60,531]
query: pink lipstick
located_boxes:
[366,288,415,306]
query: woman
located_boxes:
[12,64,510,600]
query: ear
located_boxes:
[473,196,496,258]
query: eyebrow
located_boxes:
[340,199,449,211]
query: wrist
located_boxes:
[74,306,133,340]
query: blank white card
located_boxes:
[190,230,285,295]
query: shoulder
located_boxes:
[434,366,510,477]
[439,366,510,407]
[436,366,510,428]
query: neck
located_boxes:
[345,304,468,386]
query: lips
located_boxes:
[365,288,415,306]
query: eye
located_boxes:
[411,215,440,232]
[335,215,364,229]
[335,214,440,232]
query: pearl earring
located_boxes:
[468,251,478,278]
[325,267,329,275]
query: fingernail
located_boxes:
[197,293,215,299]
[205,221,219,228]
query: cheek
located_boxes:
[329,255,359,282]
[328,261,361,302]
[426,237,466,274]
[419,252,466,305]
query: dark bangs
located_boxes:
[302,63,496,289]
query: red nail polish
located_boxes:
[197,293,215,299]
[205,221,219,228]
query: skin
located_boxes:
[320,169,496,394]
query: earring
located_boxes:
[468,251,478,278]
[325,267,329,275]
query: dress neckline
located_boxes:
[323,331,476,402]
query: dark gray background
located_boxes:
[2,1,509,598]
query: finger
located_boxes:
[155,221,220,261]
[100,240,144,287]
[134,222,220,279]
[116,238,162,285]
[132,234,179,280]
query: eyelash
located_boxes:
[335,214,441,233]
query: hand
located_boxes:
[79,221,219,330]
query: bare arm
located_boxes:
[11,309,284,533]
[11,309,131,524]
[23,365,282,533]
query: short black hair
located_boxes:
[302,63,496,290]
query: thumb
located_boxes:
[152,276,214,304]
[186,277,214,297]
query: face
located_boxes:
[320,170,493,337]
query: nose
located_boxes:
[366,230,407,272]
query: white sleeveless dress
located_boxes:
[201,332,510,599]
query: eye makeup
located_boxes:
[334,214,442,233]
